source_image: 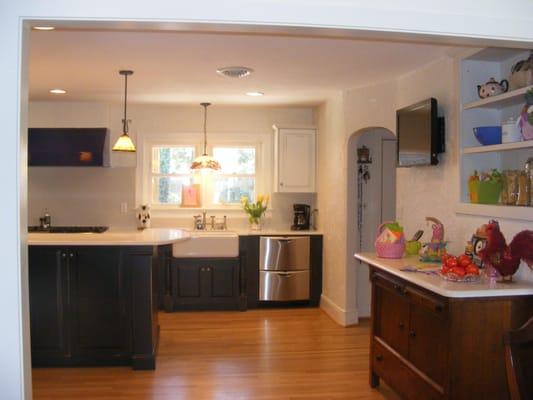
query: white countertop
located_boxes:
[27,227,321,246]
[28,228,190,246]
[232,229,323,236]
[354,252,533,299]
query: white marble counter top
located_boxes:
[354,252,533,299]
[28,228,190,246]
[231,229,323,236]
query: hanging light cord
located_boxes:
[119,70,133,135]
[123,73,129,134]
[201,102,210,155]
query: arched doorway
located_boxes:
[346,127,396,320]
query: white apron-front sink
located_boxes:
[172,230,239,258]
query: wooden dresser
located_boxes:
[355,253,533,400]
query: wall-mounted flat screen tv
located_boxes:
[396,98,444,167]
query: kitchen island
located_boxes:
[28,228,189,370]
[355,252,533,400]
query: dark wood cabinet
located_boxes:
[161,234,322,311]
[29,247,70,363]
[69,247,130,362]
[29,245,162,370]
[158,245,172,311]
[373,276,409,358]
[370,267,533,400]
[407,294,448,387]
[170,258,241,310]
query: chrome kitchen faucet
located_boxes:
[193,210,227,230]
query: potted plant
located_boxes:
[241,195,269,230]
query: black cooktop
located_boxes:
[28,226,109,233]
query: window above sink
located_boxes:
[139,133,272,213]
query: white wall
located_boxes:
[395,56,533,282]
[28,101,316,229]
[4,1,533,398]
[316,54,533,326]
[315,93,353,324]
[316,80,397,325]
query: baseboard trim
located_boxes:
[320,294,358,327]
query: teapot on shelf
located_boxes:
[477,77,509,99]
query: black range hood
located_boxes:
[28,128,109,167]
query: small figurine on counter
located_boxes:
[478,220,533,282]
[427,217,444,242]
[136,204,151,230]
[419,217,447,263]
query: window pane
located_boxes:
[152,146,195,174]
[214,177,255,204]
[152,176,191,204]
[213,147,255,174]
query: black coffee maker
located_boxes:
[291,204,311,230]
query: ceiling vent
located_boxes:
[216,66,254,78]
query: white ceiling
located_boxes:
[29,30,459,106]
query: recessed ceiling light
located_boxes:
[216,66,254,78]
[246,91,264,97]
[49,88,66,94]
[33,26,55,31]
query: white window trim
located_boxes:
[136,132,272,217]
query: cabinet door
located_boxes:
[172,258,240,310]
[70,247,129,358]
[29,246,70,363]
[373,278,409,357]
[276,128,316,192]
[210,259,239,298]
[408,297,448,387]
[174,259,203,298]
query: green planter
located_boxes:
[469,180,503,204]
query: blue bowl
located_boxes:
[473,126,502,146]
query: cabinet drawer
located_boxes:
[373,338,445,400]
[406,285,448,317]
[260,236,310,271]
[372,269,448,317]
[372,270,406,295]
[259,270,310,301]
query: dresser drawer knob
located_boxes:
[409,331,416,338]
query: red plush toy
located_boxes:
[479,220,533,280]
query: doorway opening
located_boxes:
[346,127,396,319]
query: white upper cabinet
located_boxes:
[273,126,316,193]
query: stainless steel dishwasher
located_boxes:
[259,236,310,301]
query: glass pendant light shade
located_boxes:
[190,154,221,171]
[190,102,221,171]
[112,70,136,152]
[112,132,136,152]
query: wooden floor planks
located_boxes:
[32,308,399,400]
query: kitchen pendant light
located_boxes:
[112,70,136,152]
[190,102,221,171]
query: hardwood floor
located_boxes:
[32,308,400,400]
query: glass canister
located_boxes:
[501,116,522,143]
[526,157,533,206]
[516,171,529,206]
[503,170,519,205]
